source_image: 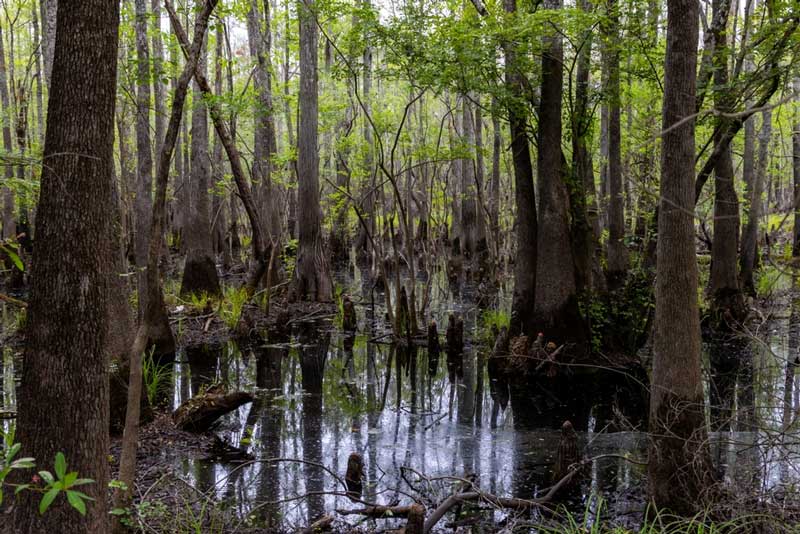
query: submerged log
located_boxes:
[173,384,253,432]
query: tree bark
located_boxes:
[0,23,15,241]
[293,0,333,301]
[12,0,119,530]
[180,18,221,297]
[794,77,800,257]
[504,0,537,336]
[603,0,628,286]
[532,0,585,350]
[134,0,154,318]
[648,0,713,514]
[740,108,770,295]
[709,0,744,319]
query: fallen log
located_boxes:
[173,384,253,432]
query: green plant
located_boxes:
[142,349,172,407]
[219,286,248,330]
[1,428,95,516]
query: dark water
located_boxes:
[2,266,800,530]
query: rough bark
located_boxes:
[180,20,221,298]
[134,0,154,318]
[794,77,800,257]
[709,0,744,319]
[603,0,628,286]
[504,0,537,336]
[152,0,167,157]
[293,0,333,301]
[648,0,713,514]
[740,109,770,296]
[247,0,281,246]
[42,0,56,85]
[0,23,15,240]
[532,0,585,351]
[12,0,119,530]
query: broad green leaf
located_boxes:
[14,484,31,495]
[39,487,60,515]
[11,457,36,469]
[54,453,66,480]
[72,478,94,487]
[38,471,54,485]
[0,245,23,272]
[66,490,86,516]
[64,472,78,487]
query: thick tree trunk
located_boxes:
[180,23,221,297]
[648,0,713,514]
[293,0,333,301]
[532,0,585,350]
[709,0,744,319]
[12,0,120,530]
[504,0,537,336]
[571,0,604,295]
[603,0,628,286]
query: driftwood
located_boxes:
[173,384,253,432]
[299,514,334,534]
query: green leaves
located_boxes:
[35,453,95,516]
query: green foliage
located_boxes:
[142,348,172,407]
[0,429,94,516]
[219,286,249,331]
[478,309,509,346]
[580,269,655,355]
[756,264,790,296]
[0,239,23,272]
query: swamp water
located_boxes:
[2,267,800,530]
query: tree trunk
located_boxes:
[794,77,800,257]
[292,0,332,301]
[42,0,56,86]
[532,0,585,350]
[247,0,281,248]
[709,0,744,319]
[648,0,713,514]
[0,23,15,241]
[152,0,167,157]
[740,109,769,295]
[571,0,604,295]
[180,22,220,297]
[12,0,119,529]
[134,0,153,318]
[603,0,628,286]
[504,0,537,337]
